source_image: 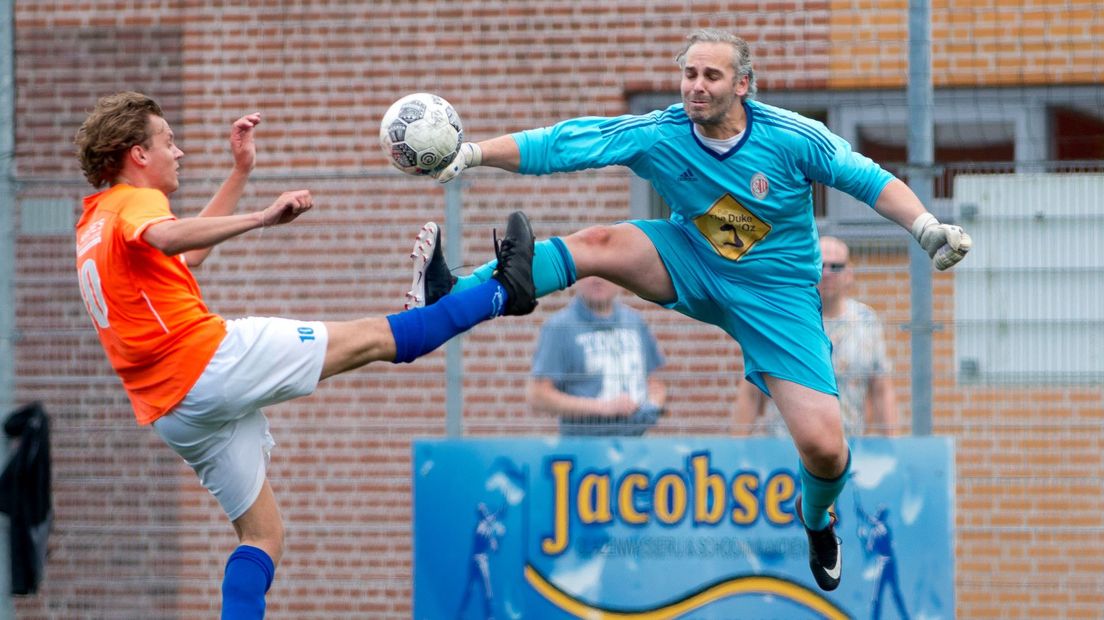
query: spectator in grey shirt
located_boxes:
[529,277,666,436]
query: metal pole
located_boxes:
[443,181,463,437]
[0,0,18,613]
[908,0,935,436]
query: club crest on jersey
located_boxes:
[750,173,770,200]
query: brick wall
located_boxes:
[10,1,1104,618]
[829,0,1104,88]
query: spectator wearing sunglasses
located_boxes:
[736,236,899,437]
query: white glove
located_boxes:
[432,142,482,183]
[911,213,972,271]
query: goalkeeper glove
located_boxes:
[432,142,482,183]
[911,213,972,271]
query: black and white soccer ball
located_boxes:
[379,93,463,175]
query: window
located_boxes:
[1052,106,1104,161]
[855,121,1016,199]
[954,173,1104,383]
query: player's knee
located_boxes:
[565,225,625,278]
[794,432,847,475]
[569,225,617,251]
[804,449,843,477]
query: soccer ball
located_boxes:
[379,93,463,175]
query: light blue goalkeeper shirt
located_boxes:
[512,100,894,288]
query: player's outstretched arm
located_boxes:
[873,179,972,270]
[433,134,522,183]
[145,190,314,262]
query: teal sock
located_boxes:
[799,450,851,531]
[453,237,576,297]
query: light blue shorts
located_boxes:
[152,316,327,521]
[630,219,837,398]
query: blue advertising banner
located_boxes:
[413,437,954,619]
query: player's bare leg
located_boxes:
[231,481,285,563]
[770,376,849,591]
[223,481,283,619]
[769,377,847,476]
[561,223,676,304]
[320,317,397,379]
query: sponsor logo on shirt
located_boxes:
[677,168,698,182]
[76,218,105,257]
[692,194,771,261]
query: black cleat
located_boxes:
[795,495,843,591]
[491,211,537,316]
[404,222,456,309]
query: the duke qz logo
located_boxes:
[692,193,771,261]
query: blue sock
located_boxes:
[799,450,851,531]
[453,237,576,298]
[221,545,274,620]
[388,279,506,363]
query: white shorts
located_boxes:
[152,316,327,521]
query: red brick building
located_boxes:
[8,2,1103,617]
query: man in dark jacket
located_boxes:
[0,402,52,595]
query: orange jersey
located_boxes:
[75,184,227,424]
